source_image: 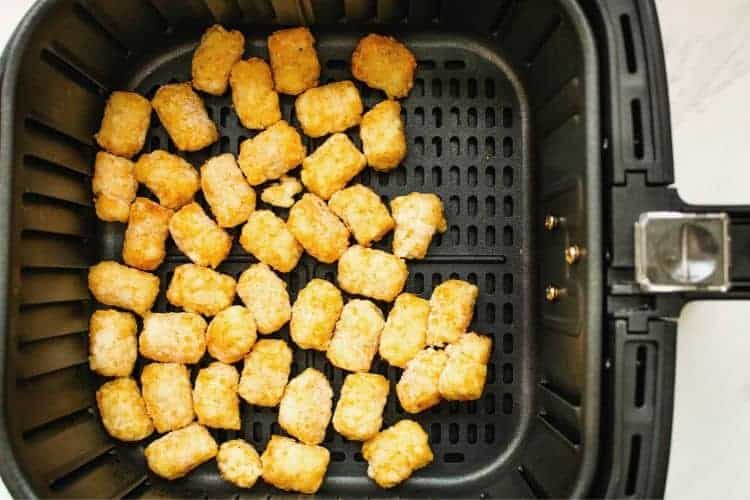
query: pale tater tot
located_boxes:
[290,279,343,351]
[396,348,448,413]
[192,24,245,96]
[92,152,137,223]
[206,306,257,363]
[337,245,408,302]
[237,120,306,186]
[145,423,218,480]
[88,261,159,316]
[260,435,330,494]
[360,100,407,171]
[152,83,219,152]
[261,175,302,208]
[230,57,281,129]
[238,339,292,407]
[122,197,173,271]
[439,332,492,401]
[267,27,320,95]
[294,80,363,137]
[134,150,200,209]
[361,420,433,488]
[139,312,207,364]
[193,362,241,430]
[169,202,232,269]
[218,440,262,489]
[352,34,417,99]
[301,133,367,200]
[288,194,350,263]
[328,184,394,246]
[201,154,256,228]
[426,279,479,346]
[333,373,389,441]
[236,263,290,334]
[89,309,138,377]
[390,192,447,259]
[239,210,302,273]
[166,264,236,316]
[95,91,151,158]
[96,378,153,441]
[141,362,194,433]
[326,299,385,373]
[378,293,429,368]
[278,368,333,445]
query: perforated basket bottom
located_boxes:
[99,31,529,497]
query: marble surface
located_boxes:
[0,0,748,498]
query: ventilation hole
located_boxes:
[401,106,407,126]
[468,78,477,98]
[431,166,442,186]
[444,452,464,463]
[449,195,460,215]
[415,78,425,96]
[253,422,262,442]
[467,272,478,285]
[503,226,513,246]
[449,136,460,155]
[485,78,495,98]
[486,196,496,216]
[415,166,425,185]
[271,422,281,434]
[432,273,442,289]
[40,48,104,96]
[503,333,513,353]
[468,424,477,444]
[625,435,642,495]
[502,363,513,383]
[420,60,436,70]
[468,166,478,186]
[450,107,460,126]
[290,362,299,376]
[485,108,496,127]
[503,274,513,294]
[502,137,513,157]
[415,137,425,155]
[502,393,513,414]
[635,346,647,407]
[468,400,478,415]
[468,196,478,216]
[503,196,513,216]
[448,401,460,415]
[378,172,389,186]
[220,107,230,127]
[449,79,460,97]
[445,60,466,70]
[433,232,443,247]
[485,303,496,323]
[219,136,230,153]
[467,226,477,246]
[468,137,478,156]
[449,166,460,185]
[325,271,335,282]
[395,167,406,186]
[330,450,346,462]
[468,108,478,127]
[449,226,460,245]
[502,166,513,187]
[503,303,513,324]
[486,226,496,246]
[430,423,442,444]
[503,108,513,127]
[449,272,460,280]
[485,424,495,444]
[486,273,496,293]
[150,136,161,151]
[415,107,425,126]
[485,393,496,414]
[413,273,424,294]
[326,59,347,70]
[354,452,365,462]
[432,137,442,156]
[620,15,638,73]
[484,137,495,156]
[631,99,644,159]
[432,78,442,97]
[433,107,442,127]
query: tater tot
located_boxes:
[360,100,407,171]
[301,133,367,200]
[145,423,218,480]
[201,153,256,228]
[379,293,429,368]
[426,279,479,346]
[88,261,159,316]
[351,34,417,99]
[236,263,290,334]
[166,264,236,317]
[238,339,292,407]
[96,378,153,441]
[267,27,320,95]
[239,210,302,273]
[237,120,306,186]
[95,91,151,158]
[206,306,257,363]
[122,197,173,271]
[139,312,207,364]
[134,150,200,209]
[152,83,219,152]
[92,152,137,223]
[333,373,389,441]
[169,202,232,268]
[337,245,408,302]
[396,348,448,413]
[261,175,302,208]
[326,299,385,373]
[230,57,281,129]
[288,194,350,263]
[328,184,394,246]
[390,192,447,260]
[362,420,433,488]
[192,24,245,96]
[290,279,343,351]
[294,81,363,137]
[261,435,330,494]
[193,362,241,430]
[438,332,492,401]
[218,440,262,489]
[89,309,138,377]
[141,362,194,433]
[278,368,333,445]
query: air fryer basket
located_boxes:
[0,0,705,498]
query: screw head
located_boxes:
[565,245,582,264]
[544,215,559,231]
[545,285,560,302]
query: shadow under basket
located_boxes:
[0,0,603,498]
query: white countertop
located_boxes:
[0,0,747,498]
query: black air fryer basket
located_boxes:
[1,0,743,498]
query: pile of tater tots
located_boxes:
[88,25,493,494]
